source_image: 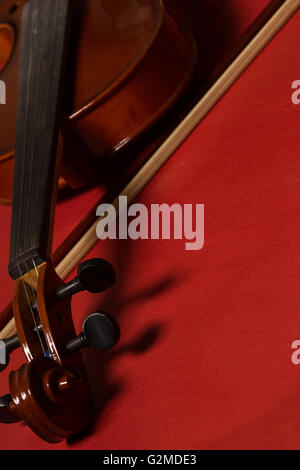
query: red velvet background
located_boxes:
[0,0,299,450]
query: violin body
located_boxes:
[0,0,197,204]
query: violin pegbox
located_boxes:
[0,258,120,442]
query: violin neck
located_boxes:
[8,0,71,280]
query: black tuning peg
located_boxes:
[65,312,120,354]
[56,258,115,300]
[0,394,20,423]
[0,334,20,372]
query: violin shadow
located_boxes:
[67,322,166,446]
[86,269,185,422]
[67,267,185,446]
[68,0,238,446]
[100,271,184,314]
[88,321,165,412]
[165,0,240,84]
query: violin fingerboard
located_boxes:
[8,0,71,280]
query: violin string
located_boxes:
[27,3,49,356]
[12,3,46,357]
[25,258,47,356]
[16,259,46,357]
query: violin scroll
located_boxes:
[0,257,120,442]
[9,357,91,443]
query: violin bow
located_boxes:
[0,0,299,342]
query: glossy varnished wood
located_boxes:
[11,261,92,442]
[9,357,92,443]
[0,0,197,203]
[69,7,197,158]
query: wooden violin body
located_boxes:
[0,0,196,203]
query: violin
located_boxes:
[0,0,112,442]
[0,0,296,446]
[0,0,196,203]
[0,0,197,443]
